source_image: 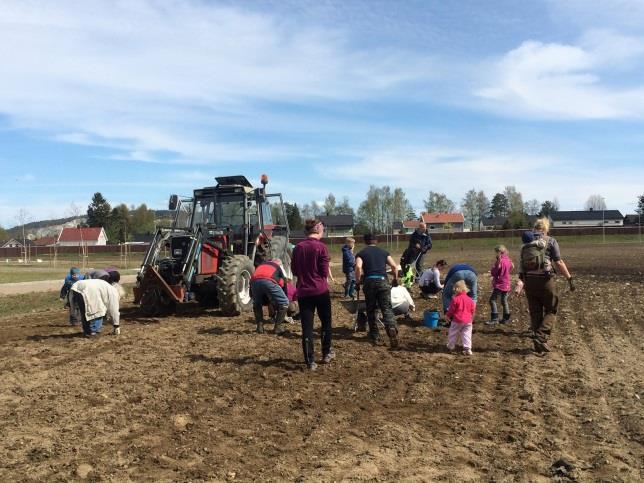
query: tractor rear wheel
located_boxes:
[218,255,255,316]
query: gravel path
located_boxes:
[0,275,138,295]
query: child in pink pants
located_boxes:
[446,280,477,355]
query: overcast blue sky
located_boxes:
[1,0,644,227]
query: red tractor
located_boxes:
[133,175,291,316]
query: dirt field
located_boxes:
[0,244,642,482]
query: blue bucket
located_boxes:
[423,309,440,328]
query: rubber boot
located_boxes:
[386,325,399,349]
[273,306,288,336]
[302,336,315,367]
[253,306,265,334]
[367,319,381,345]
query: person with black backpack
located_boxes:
[519,218,574,354]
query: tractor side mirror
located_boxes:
[168,194,179,211]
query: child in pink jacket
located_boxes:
[486,244,514,325]
[446,280,476,355]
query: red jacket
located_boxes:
[251,261,286,287]
[446,292,476,324]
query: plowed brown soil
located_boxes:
[0,244,642,482]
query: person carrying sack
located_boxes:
[519,218,574,354]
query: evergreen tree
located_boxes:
[540,200,558,217]
[87,192,112,227]
[489,193,509,217]
[284,202,303,230]
[637,193,644,215]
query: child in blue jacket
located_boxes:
[342,237,356,299]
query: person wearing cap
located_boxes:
[69,278,122,337]
[291,218,334,370]
[251,258,289,335]
[60,267,86,326]
[355,233,400,348]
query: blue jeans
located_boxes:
[442,270,478,313]
[344,271,356,297]
[489,288,510,319]
[83,317,103,335]
[251,279,289,310]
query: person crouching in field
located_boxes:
[446,280,476,355]
[60,267,85,326]
[342,237,357,299]
[418,259,447,298]
[250,259,289,335]
[486,245,514,325]
[70,279,122,337]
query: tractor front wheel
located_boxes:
[218,255,255,316]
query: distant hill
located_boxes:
[6,216,87,239]
[6,210,175,240]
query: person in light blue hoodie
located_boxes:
[341,237,356,299]
[60,267,85,326]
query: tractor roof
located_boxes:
[215,176,253,188]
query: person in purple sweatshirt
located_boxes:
[291,219,333,370]
[486,244,514,325]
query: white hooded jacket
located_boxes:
[71,279,120,326]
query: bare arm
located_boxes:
[386,255,398,280]
[555,259,571,280]
[355,257,363,282]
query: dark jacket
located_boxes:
[409,229,432,253]
[342,245,355,274]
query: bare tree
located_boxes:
[424,191,455,213]
[584,194,606,211]
[461,189,478,231]
[15,208,31,263]
[524,199,541,216]
[323,193,337,216]
[503,186,524,215]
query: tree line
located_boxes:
[283,188,644,234]
[85,192,157,243]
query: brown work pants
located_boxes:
[524,275,559,343]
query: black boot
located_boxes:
[302,336,315,367]
[253,306,265,334]
[273,306,288,335]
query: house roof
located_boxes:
[482,216,507,226]
[421,212,465,224]
[319,215,354,227]
[1,238,34,247]
[550,210,623,221]
[624,214,642,225]
[392,221,403,230]
[58,227,105,242]
[402,220,420,229]
[33,236,58,246]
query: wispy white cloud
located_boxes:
[321,145,643,212]
[476,30,644,120]
[0,0,434,164]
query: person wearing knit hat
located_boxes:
[60,267,86,326]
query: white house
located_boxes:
[57,227,108,246]
[550,210,623,228]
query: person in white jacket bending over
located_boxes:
[390,279,415,317]
[70,279,122,337]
